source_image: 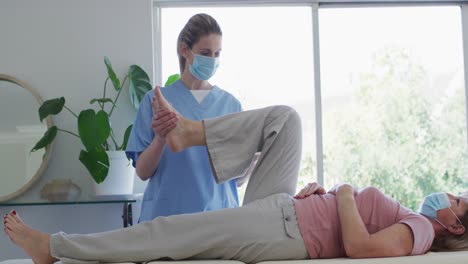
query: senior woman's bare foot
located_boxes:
[4,211,57,264]
[153,86,203,152]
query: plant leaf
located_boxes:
[104,56,121,91]
[78,109,110,151]
[119,124,133,151]
[164,73,180,86]
[90,98,117,110]
[96,110,111,143]
[39,97,65,122]
[79,148,109,183]
[31,126,58,152]
[89,98,114,105]
[128,65,152,110]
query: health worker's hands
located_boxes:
[294,182,326,199]
[151,105,178,142]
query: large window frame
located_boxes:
[153,0,468,186]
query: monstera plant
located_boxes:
[31,57,152,184]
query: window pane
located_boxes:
[320,6,466,210]
[160,7,316,199]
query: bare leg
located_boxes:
[4,210,57,264]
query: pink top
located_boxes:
[294,187,434,259]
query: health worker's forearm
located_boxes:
[135,137,166,181]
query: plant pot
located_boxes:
[93,151,134,195]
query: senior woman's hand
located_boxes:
[328,183,358,196]
[294,182,326,199]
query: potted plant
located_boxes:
[31,57,152,195]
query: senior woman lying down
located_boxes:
[3,88,468,264]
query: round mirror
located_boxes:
[0,74,53,201]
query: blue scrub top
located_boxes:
[126,80,242,222]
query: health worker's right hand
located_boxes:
[152,109,178,142]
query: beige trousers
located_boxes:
[51,106,308,264]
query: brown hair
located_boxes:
[431,192,468,251]
[177,13,222,74]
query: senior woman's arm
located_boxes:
[334,184,414,258]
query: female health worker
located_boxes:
[126,13,242,221]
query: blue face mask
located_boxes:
[189,50,219,81]
[418,192,462,228]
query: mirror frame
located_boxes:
[0,74,54,202]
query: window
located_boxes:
[155,3,468,209]
[320,6,466,210]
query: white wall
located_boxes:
[0,0,153,259]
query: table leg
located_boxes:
[122,202,133,228]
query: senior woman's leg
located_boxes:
[203,105,302,204]
[4,90,305,264]
[5,196,307,264]
[153,85,302,204]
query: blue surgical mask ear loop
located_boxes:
[435,208,463,230]
[449,207,463,226]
